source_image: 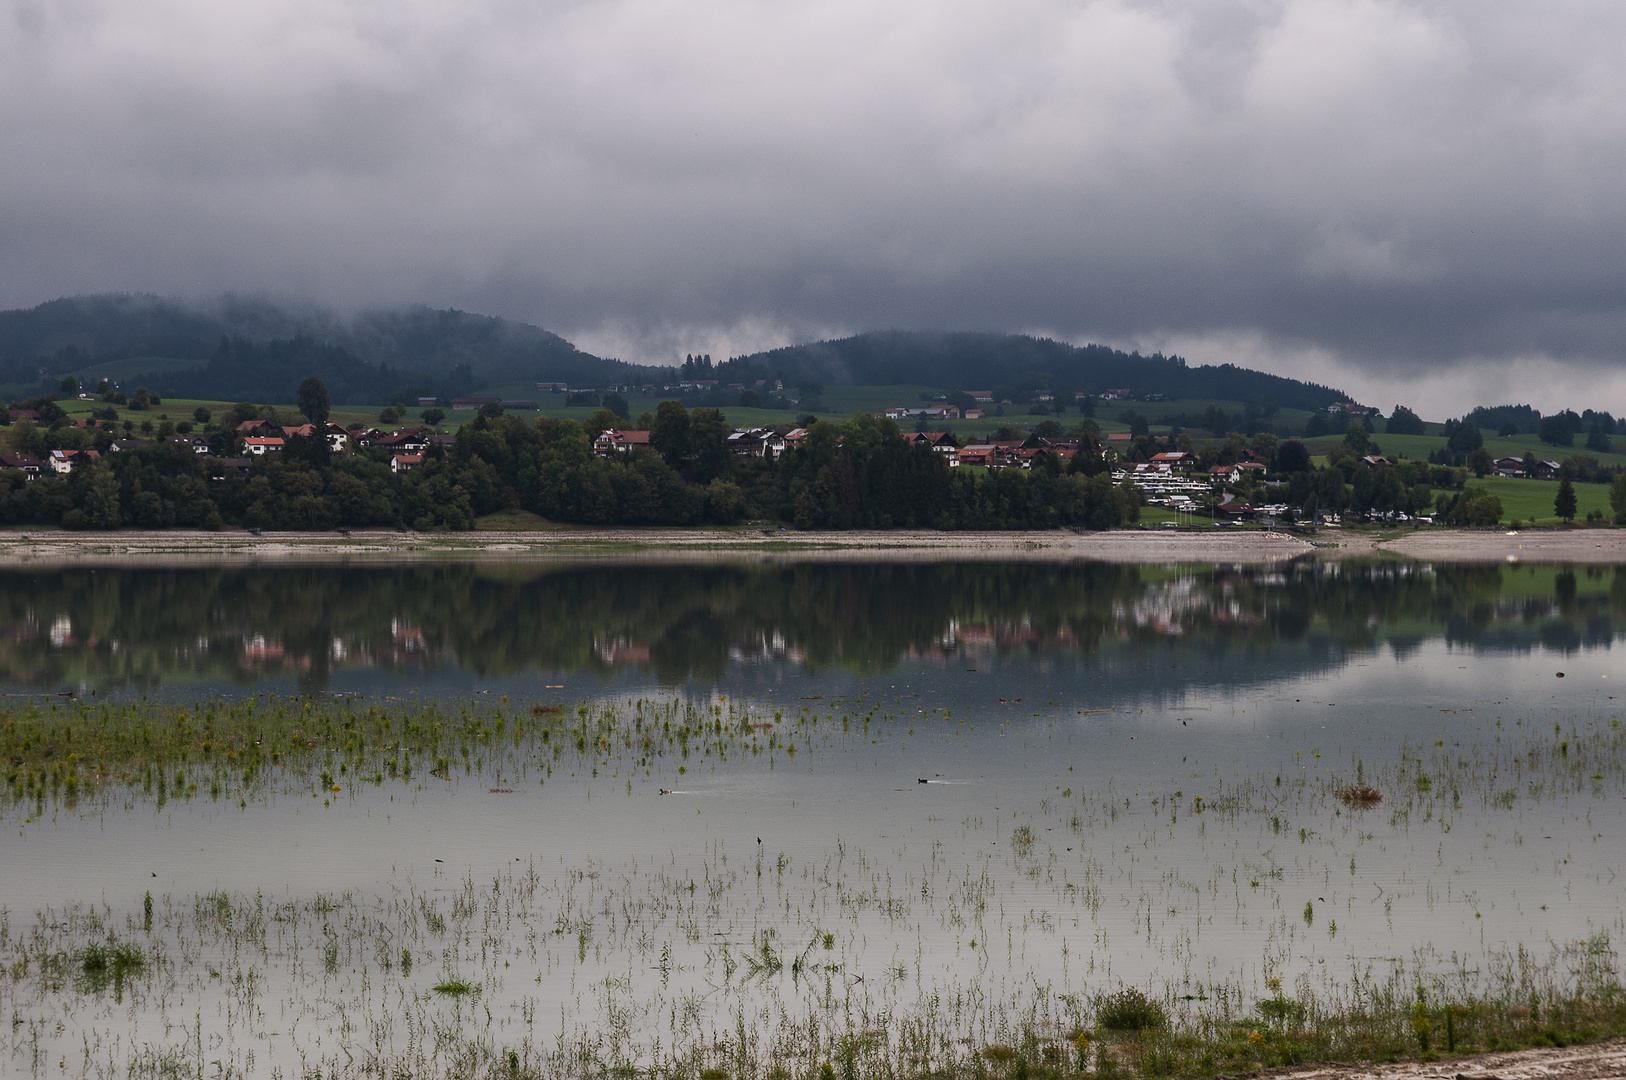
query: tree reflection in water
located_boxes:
[0,560,1620,693]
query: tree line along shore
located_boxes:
[0,376,1621,533]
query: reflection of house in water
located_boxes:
[1115,576,1264,636]
[595,636,651,666]
[49,614,74,648]
[242,635,284,662]
[391,619,425,652]
[907,618,1075,663]
[241,634,311,671]
[727,631,804,665]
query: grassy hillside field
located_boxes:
[1304,431,1626,471]
[1472,475,1614,525]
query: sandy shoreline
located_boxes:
[0,526,1620,565]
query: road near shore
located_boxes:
[0,526,1622,564]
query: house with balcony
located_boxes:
[592,429,652,456]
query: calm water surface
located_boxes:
[2,558,1623,1078]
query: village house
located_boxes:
[286,422,351,452]
[48,448,99,473]
[1147,451,1196,471]
[592,429,651,456]
[1236,461,1268,479]
[726,428,786,458]
[1214,494,1257,520]
[1492,456,1525,477]
[209,457,252,479]
[374,428,430,454]
[243,436,285,456]
[1013,446,1075,469]
[1358,455,1393,470]
[160,434,211,454]
[391,453,423,474]
[909,432,959,455]
[954,444,1018,469]
[0,453,42,480]
[1209,464,1241,485]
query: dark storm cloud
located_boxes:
[3,0,1625,410]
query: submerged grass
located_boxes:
[1,693,1625,1078]
[6,886,1622,1080]
[0,691,847,817]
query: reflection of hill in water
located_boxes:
[0,561,1619,695]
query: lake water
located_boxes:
[1,558,1623,1078]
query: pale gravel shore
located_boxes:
[0,526,1622,566]
[1271,1036,1626,1080]
[1380,528,1626,563]
[0,526,1315,565]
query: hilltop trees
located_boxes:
[1275,440,1312,473]
[1540,413,1577,447]
[1446,419,1483,455]
[296,377,330,424]
[1385,406,1425,435]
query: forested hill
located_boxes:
[740,332,1348,409]
[0,295,644,403]
[0,295,1349,408]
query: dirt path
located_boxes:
[1272,1039,1626,1080]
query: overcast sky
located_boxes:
[3,0,1625,414]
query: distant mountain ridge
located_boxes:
[0,294,1350,408]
